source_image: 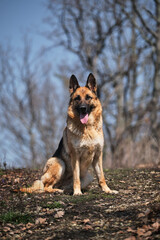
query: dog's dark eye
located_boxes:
[74,95,81,101]
[85,94,92,100]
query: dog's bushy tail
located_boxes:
[18,180,44,193]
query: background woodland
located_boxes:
[0,0,160,168]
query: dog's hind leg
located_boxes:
[41,157,65,193]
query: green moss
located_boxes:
[43,201,63,209]
[69,192,100,204]
[0,211,33,224]
[0,169,5,176]
[0,200,7,208]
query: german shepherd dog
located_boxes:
[19,73,117,195]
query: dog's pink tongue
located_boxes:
[80,113,88,124]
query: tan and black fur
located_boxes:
[19,73,118,195]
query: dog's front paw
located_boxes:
[102,186,118,194]
[109,189,118,194]
[73,190,82,196]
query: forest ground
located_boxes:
[0,168,160,239]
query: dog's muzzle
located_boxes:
[79,105,87,114]
[78,104,89,124]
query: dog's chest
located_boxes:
[70,129,104,150]
[80,134,103,148]
[66,122,104,154]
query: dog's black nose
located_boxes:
[80,105,87,114]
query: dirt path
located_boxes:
[0,168,159,239]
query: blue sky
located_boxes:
[0,0,71,167]
[0,0,75,71]
[0,0,47,50]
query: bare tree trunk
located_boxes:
[151,0,160,129]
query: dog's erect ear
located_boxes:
[86,73,97,94]
[69,75,80,94]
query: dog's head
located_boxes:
[68,73,101,125]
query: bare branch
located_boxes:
[131,0,157,39]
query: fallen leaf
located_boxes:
[14,178,20,183]
[122,190,131,194]
[54,210,65,218]
[45,237,54,240]
[152,221,160,231]
[3,227,11,232]
[7,223,14,228]
[26,223,34,228]
[137,227,146,236]
[83,218,91,224]
[124,237,136,240]
[136,225,152,237]
[127,227,136,233]
[83,225,93,230]
[144,208,151,216]
[143,231,152,237]
[118,230,124,234]
[35,217,47,224]
[142,225,151,230]
[138,213,145,218]
[21,227,27,231]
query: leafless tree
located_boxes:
[45,0,160,167]
[0,1,159,168]
[0,39,63,168]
